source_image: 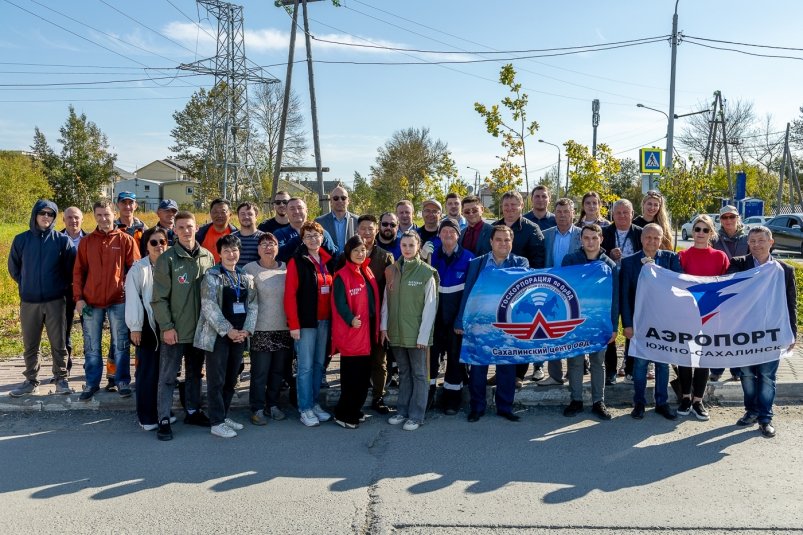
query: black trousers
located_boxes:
[678,366,709,398]
[430,320,466,388]
[606,339,634,377]
[205,336,245,426]
[249,347,290,412]
[335,355,371,425]
[134,316,160,426]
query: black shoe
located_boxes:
[677,397,692,416]
[497,411,520,422]
[444,407,458,416]
[631,403,645,419]
[592,401,612,421]
[467,411,483,422]
[691,401,709,421]
[655,403,678,421]
[157,417,173,441]
[371,397,390,415]
[736,412,758,426]
[486,374,497,386]
[78,386,99,401]
[759,422,776,438]
[118,382,132,398]
[563,400,583,417]
[104,377,117,392]
[184,410,211,427]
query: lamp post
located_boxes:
[466,166,480,195]
[538,139,562,197]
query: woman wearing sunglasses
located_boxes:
[125,227,170,431]
[677,214,729,421]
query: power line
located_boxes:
[0,61,160,69]
[684,39,803,62]
[97,0,199,56]
[0,73,203,87]
[0,96,192,103]
[685,35,803,52]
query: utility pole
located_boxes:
[775,123,803,215]
[702,90,733,197]
[274,0,329,214]
[666,0,680,169]
[271,0,299,203]
[591,99,600,158]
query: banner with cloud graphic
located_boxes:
[631,262,794,367]
[459,262,614,365]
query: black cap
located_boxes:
[438,218,460,234]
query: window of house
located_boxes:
[144,185,150,191]
[186,187,194,195]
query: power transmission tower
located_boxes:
[179,0,278,202]
[702,90,733,197]
[775,123,803,215]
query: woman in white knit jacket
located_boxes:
[125,227,169,431]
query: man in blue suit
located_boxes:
[314,184,358,252]
[536,198,583,386]
[455,225,529,423]
[620,223,682,420]
[458,195,493,256]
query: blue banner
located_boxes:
[459,262,614,365]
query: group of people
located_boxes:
[7,183,795,440]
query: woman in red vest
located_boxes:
[331,235,380,429]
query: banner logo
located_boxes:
[492,273,584,340]
[685,278,741,324]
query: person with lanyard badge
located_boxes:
[244,232,292,425]
[676,214,729,421]
[601,199,643,384]
[331,235,381,429]
[710,205,750,382]
[382,231,439,431]
[576,191,611,228]
[126,227,171,431]
[632,190,673,251]
[195,235,258,438]
[284,221,336,427]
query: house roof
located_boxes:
[296,179,344,194]
[113,166,135,180]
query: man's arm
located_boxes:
[8,235,22,284]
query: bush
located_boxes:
[0,152,53,223]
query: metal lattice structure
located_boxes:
[179,0,277,201]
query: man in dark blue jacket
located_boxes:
[455,225,528,423]
[429,219,474,414]
[8,200,75,397]
[620,223,682,420]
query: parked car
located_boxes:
[765,214,803,254]
[680,213,721,240]
[743,215,770,230]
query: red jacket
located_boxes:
[73,227,140,306]
[284,247,333,330]
[331,260,379,357]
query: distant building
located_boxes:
[162,180,201,209]
[113,177,162,211]
[134,158,192,182]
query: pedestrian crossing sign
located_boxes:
[640,148,663,173]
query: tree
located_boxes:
[250,82,309,190]
[368,127,456,210]
[0,151,52,223]
[610,157,642,207]
[658,161,714,242]
[564,140,620,211]
[350,171,378,215]
[677,98,756,166]
[748,113,786,174]
[791,105,803,150]
[30,105,116,210]
[475,64,538,202]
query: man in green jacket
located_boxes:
[152,211,215,441]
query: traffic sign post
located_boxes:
[640,147,663,174]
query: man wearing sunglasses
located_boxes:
[315,184,357,251]
[458,195,493,256]
[9,200,75,397]
[376,212,401,260]
[258,191,291,233]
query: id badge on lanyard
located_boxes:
[224,269,245,314]
[309,255,330,295]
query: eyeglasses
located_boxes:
[258,241,277,248]
[37,210,56,218]
[693,227,711,234]
[381,222,397,228]
[273,199,289,205]
[463,208,480,215]
[719,214,737,220]
[303,233,322,241]
[149,238,167,246]
[331,196,348,201]
[423,209,440,215]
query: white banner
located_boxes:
[631,262,794,367]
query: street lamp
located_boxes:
[636,103,671,175]
[466,166,480,195]
[538,139,563,197]
[636,103,669,121]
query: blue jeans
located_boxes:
[633,357,669,406]
[739,360,779,424]
[294,320,329,412]
[81,303,130,389]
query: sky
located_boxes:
[2,0,803,192]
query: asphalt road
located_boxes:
[2,406,802,534]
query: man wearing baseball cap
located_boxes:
[417,199,443,262]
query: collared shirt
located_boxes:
[524,210,556,230]
[397,223,417,238]
[552,226,573,267]
[62,229,85,249]
[462,220,483,254]
[488,253,518,269]
[332,213,348,250]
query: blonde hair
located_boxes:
[691,214,718,243]
[642,191,673,250]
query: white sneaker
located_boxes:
[403,420,420,431]
[224,417,244,431]
[141,423,158,431]
[211,423,237,438]
[300,409,320,427]
[312,404,331,422]
[388,414,406,425]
